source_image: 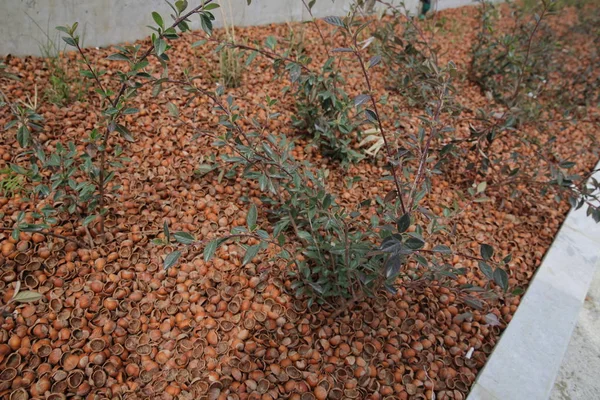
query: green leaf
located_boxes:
[204,239,219,262]
[480,244,494,260]
[476,181,487,193]
[365,109,378,123]
[115,124,135,142]
[432,245,452,254]
[107,53,130,61]
[17,126,30,148]
[152,12,165,29]
[200,13,213,36]
[405,237,425,250]
[154,38,167,56]
[192,39,207,48]
[83,214,96,226]
[176,0,189,12]
[368,55,381,68]
[203,3,219,11]
[385,254,402,279]
[463,296,483,310]
[178,20,190,32]
[265,36,277,50]
[256,230,269,240]
[354,94,370,108]
[163,220,170,242]
[242,244,260,265]
[167,102,179,117]
[484,312,500,326]
[163,251,181,270]
[478,261,494,280]
[62,36,78,47]
[174,231,195,245]
[396,214,411,233]
[559,161,576,169]
[247,204,257,230]
[12,290,43,303]
[10,164,27,175]
[323,16,344,27]
[332,47,353,53]
[493,268,509,291]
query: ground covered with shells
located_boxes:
[0,3,599,400]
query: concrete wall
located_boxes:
[0,0,469,56]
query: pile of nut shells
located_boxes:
[0,4,599,400]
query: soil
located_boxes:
[0,3,598,400]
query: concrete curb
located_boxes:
[467,161,600,400]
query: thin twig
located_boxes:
[329,291,364,319]
[201,35,314,74]
[408,81,447,210]
[0,227,87,248]
[352,37,407,214]
[300,0,329,50]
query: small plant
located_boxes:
[455,0,600,223]
[285,22,307,58]
[1,86,123,243]
[543,2,600,115]
[469,0,554,121]
[27,14,87,106]
[217,0,243,88]
[460,0,555,167]
[372,1,461,114]
[0,168,25,197]
[291,57,365,166]
[0,60,18,81]
[0,1,219,245]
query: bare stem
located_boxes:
[0,227,87,248]
[202,35,314,74]
[300,0,329,50]
[408,82,447,210]
[329,291,364,319]
[478,1,550,157]
[352,39,407,215]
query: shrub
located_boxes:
[460,0,600,221]
[1,1,220,245]
[285,21,307,58]
[1,83,121,244]
[163,6,508,311]
[0,0,527,315]
[469,0,555,121]
[27,15,87,106]
[373,3,437,107]
[291,57,365,166]
[217,0,244,88]
[543,2,600,115]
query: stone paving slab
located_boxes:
[550,265,600,400]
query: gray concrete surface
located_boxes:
[0,0,431,56]
[551,265,600,400]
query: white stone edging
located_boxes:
[467,160,600,400]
